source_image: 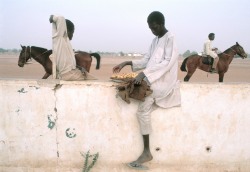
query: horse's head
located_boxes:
[18,45,32,67]
[232,42,248,59]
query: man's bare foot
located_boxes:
[127,162,149,170]
[129,150,153,168]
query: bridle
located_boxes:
[22,46,50,64]
[22,46,31,63]
[230,46,245,58]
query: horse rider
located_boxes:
[204,33,219,73]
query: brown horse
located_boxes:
[180,42,247,82]
[18,45,101,79]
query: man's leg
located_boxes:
[128,135,153,170]
[212,57,219,69]
[131,134,153,164]
[210,52,219,73]
[210,57,219,73]
[129,97,154,167]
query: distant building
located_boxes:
[127,53,143,57]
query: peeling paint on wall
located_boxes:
[17,88,27,93]
[53,84,62,91]
[65,128,76,138]
[15,108,20,113]
[47,114,57,130]
[29,86,40,89]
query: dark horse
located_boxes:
[18,45,101,79]
[180,42,247,82]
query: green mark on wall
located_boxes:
[65,128,77,138]
[47,114,56,130]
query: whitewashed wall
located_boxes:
[0,80,250,172]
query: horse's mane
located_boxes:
[223,48,232,54]
[31,46,48,52]
[218,45,235,56]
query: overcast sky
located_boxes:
[0,0,250,54]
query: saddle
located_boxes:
[201,55,214,65]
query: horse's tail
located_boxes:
[180,57,189,72]
[90,53,101,69]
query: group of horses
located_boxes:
[18,42,247,82]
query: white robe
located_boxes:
[52,15,76,77]
[204,39,218,59]
[132,31,181,108]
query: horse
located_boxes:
[18,45,101,79]
[180,42,247,82]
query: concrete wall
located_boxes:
[0,79,250,172]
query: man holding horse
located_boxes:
[204,33,219,73]
[49,15,95,80]
[113,11,181,170]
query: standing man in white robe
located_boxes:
[49,14,87,80]
[204,33,219,73]
[113,11,181,170]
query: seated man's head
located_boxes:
[66,19,75,40]
[147,11,166,37]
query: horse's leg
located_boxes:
[184,75,190,82]
[218,72,224,82]
[184,69,196,82]
[42,73,51,79]
[184,61,198,82]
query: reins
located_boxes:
[222,47,236,57]
[24,46,29,63]
[24,46,50,63]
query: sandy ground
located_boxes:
[0,54,250,83]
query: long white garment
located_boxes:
[204,39,218,59]
[132,31,181,109]
[52,15,76,76]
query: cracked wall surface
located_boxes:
[1,80,250,172]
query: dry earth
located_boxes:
[0,54,250,83]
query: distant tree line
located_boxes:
[182,50,198,58]
[0,48,20,54]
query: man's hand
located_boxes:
[133,72,145,85]
[112,61,132,73]
[112,63,124,73]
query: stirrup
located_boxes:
[209,68,217,73]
